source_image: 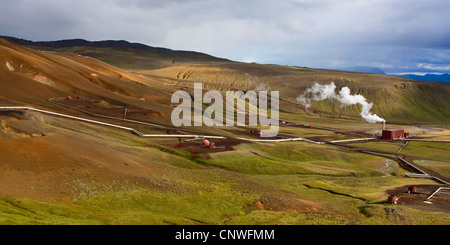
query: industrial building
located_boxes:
[381,129,409,140]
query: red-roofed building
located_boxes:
[381,129,405,140]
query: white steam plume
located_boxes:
[297,82,385,123]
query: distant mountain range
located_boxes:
[396,73,450,83]
[0,35,227,69]
[337,65,450,83]
[340,66,386,75]
[2,35,449,83]
[0,35,225,60]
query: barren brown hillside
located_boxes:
[0,38,179,125]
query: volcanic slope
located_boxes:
[0,38,183,126]
[0,35,227,70]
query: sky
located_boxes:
[1,0,450,74]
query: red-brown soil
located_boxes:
[386,185,450,213]
[174,138,247,154]
[56,98,164,118]
[0,132,171,202]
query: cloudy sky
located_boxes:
[1,0,449,74]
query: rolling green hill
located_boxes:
[140,62,450,125]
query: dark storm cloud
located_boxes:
[1,0,449,73]
[0,1,81,39]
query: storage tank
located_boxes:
[202,139,210,146]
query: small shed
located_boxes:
[387,195,401,204]
[381,129,405,140]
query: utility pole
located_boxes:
[124,107,128,119]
